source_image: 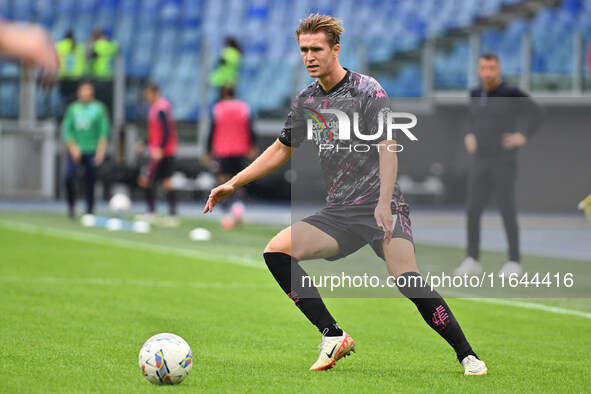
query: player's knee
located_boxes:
[264,235,291,255]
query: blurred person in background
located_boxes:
[202,86,257,210]
[86,28,103,64]
[137,83,179,227]
[455,53,542,278]
[63,81,110,218]
[209,37,242,88]
[56,30,87,103]
[88,27,119,113]
[0,20,59,81]
[89,28,118,80]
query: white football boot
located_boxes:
[454,257,483,276]
[309,332,355,371]
[461,355,488,375]
[498,261,523,277]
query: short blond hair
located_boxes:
[295,13,344,48]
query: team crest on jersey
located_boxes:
[304,107,339,144]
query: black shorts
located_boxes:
[141,156,175,181]
[300,203,414,261]
[214,156,247,176]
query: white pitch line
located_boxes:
[1,218,590,320]
[459,297,591,320]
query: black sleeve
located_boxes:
[158,110,169,148]
[279,97,306,148]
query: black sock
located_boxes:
[167,189,177,216]
[263,252,342,335]
[321,322,343,337]
[145,186,155,213]
[396,272,477,362]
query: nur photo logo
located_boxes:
[304,107,418,153]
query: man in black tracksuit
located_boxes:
[455,53,542,277]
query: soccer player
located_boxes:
[204,14,487,375]
[137,83,179,226]
[63,81,110,217]
[202,86,257,207]
[455,53,542,277]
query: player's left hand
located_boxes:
[502,132,527,150]
[374,202,394,244]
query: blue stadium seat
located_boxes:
[119,0,139,14]
[3,0,584,120]
[13,0,34,22]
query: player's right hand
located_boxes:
[203,183,235,213]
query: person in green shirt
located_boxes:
[209,37,242,88]
[62,81,110,218]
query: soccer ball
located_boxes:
[109,193,131,213]
[138,333,193,385]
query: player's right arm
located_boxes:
[203,139,293,213]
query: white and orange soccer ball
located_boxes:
[138,333,193,385]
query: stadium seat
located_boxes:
[2,0,588,119]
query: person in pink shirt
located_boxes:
[138,83,179,225]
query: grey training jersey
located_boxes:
[279,69,408,211]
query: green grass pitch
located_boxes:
[0,212,589,393]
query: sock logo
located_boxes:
[432,305,449,331]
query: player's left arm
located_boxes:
[375,139,398,244]
[95,105,110,165]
